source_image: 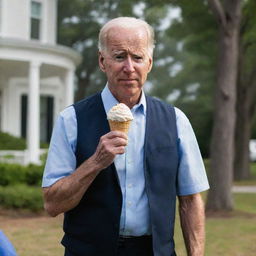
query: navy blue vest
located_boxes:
[61,93,179,256]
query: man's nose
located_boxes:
[123,57,135,73]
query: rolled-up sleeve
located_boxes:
[42,106,77,187]
[175,108,210,196]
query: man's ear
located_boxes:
[98,51,106,72]
[147,57,153,73]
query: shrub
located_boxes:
[0,163,27,185]
[0,163,44,186]
[0,184,43,211]
[0,162,44,211]
[25,164,44,186]
[0,132,49,150]
[0,132,26,150]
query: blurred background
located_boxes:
[0,0,255,255]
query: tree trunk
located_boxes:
[234,96,251,181]
[206,0,242,211]
[234,23,256,180]
[234,89,251,180]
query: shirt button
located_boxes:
[128,183,133,188]
[127,159,133,164]
[128,201,132,207]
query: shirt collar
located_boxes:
[101,84,146,116]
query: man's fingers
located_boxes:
[93,132,128,169]
[99,131,128,147]
[105,131,128,140]
[113,146,126,155]
[111,137,128,147]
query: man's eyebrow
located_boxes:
[113,50,126,54]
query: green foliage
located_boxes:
[251,115,256,139]
[0,132,48,150]
[24,164,44,186]
[0,163,43,186]
[0,163,26,185]
[0,184,43,211]
[0,132,26,150]
[0,162,44,210]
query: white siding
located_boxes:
[0,0,2,35]
[45,0,57,44]
[2,0,30,40]
[1,0,57,44]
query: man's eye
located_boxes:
[134,56,143,61]
[115,55,124,60]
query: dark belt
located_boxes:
[117,235,154,256]
[118,235,152,243]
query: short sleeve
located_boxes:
[175,107,210,196]
[42,106,77,187]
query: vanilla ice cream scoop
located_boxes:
[107,103,133,122]
[107,103,133,134]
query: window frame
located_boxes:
[30,0,42,40]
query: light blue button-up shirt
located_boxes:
[42,85,209,236]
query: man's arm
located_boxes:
[43,131,127,217]
[178,193,205,256]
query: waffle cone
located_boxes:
[108,120,131,134]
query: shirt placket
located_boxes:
[123,108,138,236]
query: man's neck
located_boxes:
[109,89,142,109]
[119,95,141,109]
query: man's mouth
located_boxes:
[119,79,137,81]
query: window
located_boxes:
[40,96,54,143]
[30,1,42,39]
[21,95,28,138]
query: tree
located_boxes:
[206,0,242,211]
[162,0,256,180]
[234,0,256,180]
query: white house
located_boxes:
[0,0,81,164]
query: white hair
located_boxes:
[98,17,155,56]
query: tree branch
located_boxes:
[207,0,227,27]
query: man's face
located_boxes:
[99,26,153,103]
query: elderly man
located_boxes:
[42,17,209,256]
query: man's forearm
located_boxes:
[43,156,101,217]
[43,131,128,217]
[178,193,205,256]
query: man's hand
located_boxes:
[43,131,128,217]
[178,193,205,256]
[91,131,128,170]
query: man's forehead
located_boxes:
[106,26,148,41]
[107,41,148,55]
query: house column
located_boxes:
[65,68,75,106]
[27,61,41,164]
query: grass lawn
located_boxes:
[1,192,255,256]
[175,193,256,256]
[0,213,64,256]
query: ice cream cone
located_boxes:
[107,103,133,135]
[108,120,131,134]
